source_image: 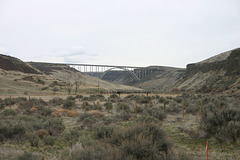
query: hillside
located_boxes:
[29,62,141,92]
[101,66,185,90]
[175,48,240,93]
[0,54,41,74]
[0,55,141,96]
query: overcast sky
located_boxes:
[0,0,239,68]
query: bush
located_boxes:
[63,100,74,110]
[136,95,152,104]
[51,97,63,106]
[103,101,113,110]
[200,106,240,142]
[76,95,83,99]
[174,97,182,103]
[78,113,99,128]
[116,102,130,112]
[110,123,172,159]
[67,96,75,100]
[150,107,165,121]
[166,104,182,113]
[28,134,41,147]
[38,107,52,116]
[109,94,119,99]
[45,118,65,136]
[16,151,39,160]
[134,115,160,123]
[1,109,17,116]
[93,125,114,139]
[43,136,55,146]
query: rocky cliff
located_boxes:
[176,48,240,93]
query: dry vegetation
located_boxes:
[0,93,239,160]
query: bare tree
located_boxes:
[66,73,73,95]
[74,75,81,95]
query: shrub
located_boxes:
[45,118,65,136]
[134,115,160,123]
[1,109,17,116]
[78,113,99,128]
[109,94,119,99]
[103,101,113,110]
[174,97,182,103]
[38,107,52,116]
[110,123,172,159]
[63,100,74,110]
[136,96,152,104]
[158,97,165,103]
[200,106,240,142]
[116,102,130,112]
[124,94,135,100]
[67,96,75,100]
[63,128,81,142]
[93,125,114,139]
[16,151,39,160]
[43,136,55,146]
[76,95,83,99]
[113,112,133,121]
[0,98,3,109]
[150,107,165,121]
[28,134,41,147]
[51,98,63,106]
[41,87,48,90]
[166,104,182,113]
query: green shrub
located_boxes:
[0,98,3,109]
[45,118,65,136]
[76,95,83,99]
[51,97,63,106]
[110,123,172,159]
[78,113,99,128]
[28,134,41,147]
[16,151,39,160]
[166,104,182,113]
[158,97,165,103]
[93,125,114,139]
[136,96,152,104]
[41,87,48,90]
[200,106,240,142]
[0,134,5,142]
[1,109,17,116]
[134,115,160,123]
[113,112,133,121]
[63,100,74,110]
[103,101,113,110]
[38,107,52,116]
[150,107,165,121]
[109,94,119,99]
[124,94,135,100]
[43,136,55,146]
[174,97,182,103]
[116,102,130,112]
[67,96,75,100]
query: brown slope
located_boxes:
[0,54,41,74]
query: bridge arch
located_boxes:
[100,67,140,81]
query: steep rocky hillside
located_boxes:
[0,54,41,74]
[175,48,240,93]
[101,66,185,90]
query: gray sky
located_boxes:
[0,0,239,68]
